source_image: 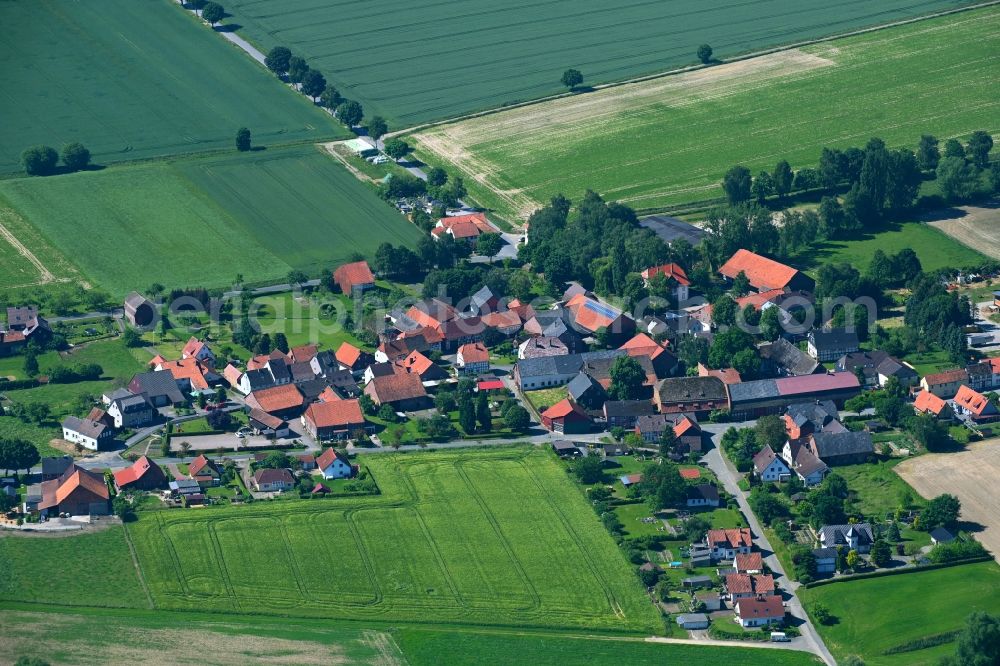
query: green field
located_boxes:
[799,561,1000,665]
[412,8,1000,220]
[222,0,974,127]
[0,145,421,296]
[116,449,660,631]
[0,0,344,174]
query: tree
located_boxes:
[749,489,789,524]
[916,134,940,170]
[967,130,994,168]
[937,156,980,201]
[235,127,251,152]
[459,399,477,434]
[811,601,834,625]
[300,69,326,100]
[253,333,271,355]
[642,461,687,510]
[476,392,492,433]
[751,171,774,203]
[112,494,135,522]
[697,44,713,64]
[201,2,224,26]
[722,165,752,204]
[21,145,58,176]
[754,415,787,451]
[708,327,753,369]
[944,612,1000,666]
[503,405,530,432]
[870,539,892,567]
[684,515,711,542]
[264,46,292,75]
[23,351,39,377]
[572,455,604,484]
[319,85,342,109]
[336,100,363,127]
[383,424,405,449]
[773,160,793,198]
[476,233,502,261]
[560,68,583,90]
[61,142,90,171]
[711,295,737,327]
[920,493,961,530]
[366,116,388,141]
[943,138,966,159]
[907,412,950,451]
[287,56,309,85]
[608,355,645,401]
[272,332,289,354]
[731,348,760,378]
[845,549,859,570]
[377,403,398,423]
[0,439,40,475]
[427,167,449,188]
[383,138,409,160]
[731,270,751,297]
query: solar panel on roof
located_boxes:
[584,300,619,319]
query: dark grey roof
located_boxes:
[567,372,602,401]
[786,401,839,427]
[811,431,874,458]
[812,547,838,560]
[131,370,184,403]
[62,415,110,439]
[810,328,860,351]
[244,368,274,391]
[656,376,728,403]
[728,379,780,404]
[114,394,150,413]
[759,338,820,376]
[676,613,710,624]
[875,357,917,379]
[103,388,134,403]
[687,483,719,502]
[516,349,624,382]
[288,361,315,383]
[930,527,955,542]
[682,575,712,583]
[640,215,708,246]
[820,523,874,547]
[267,358,291,384]
[635,413,672,433]
[368,362,397,378]
[753,445,788,473]
[41,456,73,476]
[603,400,655,418]
[836,350,889,372]
[551,440,579,452]
[311,350,338,377]
[298,378,333,401]
[326,369,360,395]
[470,286,497,311]
[788,442,828,478]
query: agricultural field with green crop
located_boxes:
[0,145,421,297]
[0,0,344,174]
[411,8,999,221]
[119,448,660,631]
[800,561,1000,665]
[221,0,974,127]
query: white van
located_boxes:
[770,632,790,642]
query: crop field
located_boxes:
[925,204,1000,261]
[411,8,1000,221]
[221,0,975,127]
[0,145,421,297]
[799,561,1000,665]
[0,0,344,174]
[122,448,659,631]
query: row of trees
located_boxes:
[0,438,41,475]
[21,143,91,176]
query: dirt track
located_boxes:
[924,204,1000,260]
[896,438,1000,562]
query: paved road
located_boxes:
[700,428,836,666]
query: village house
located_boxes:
[245,384,306,419]
[724,573,775,601]
[952,384,1000,422]
[812,547,838,574]
[705,528,753,561]
[364,372,431,411]
[513,349,624,390]
[181,337,216,365]
[298,454,316,471]
[334,342,374,374]
[61,415,115,451]
[913,390,954,419]
[966,357,1000,392]
[753,445,791,482]
[603,400,655,429]
[818,523,874,553]
[113,456,167,492]
[806,430,874,465]
[248,408,290,438]
[836,350,918,388]
[735,596,785,628]
[333,260,376,297]
[686,483,720,508]
[301,398,367,441]
[920,368,968,399]
[540,398,592,434]
[697,363,742,385]
[128,370,186,406]
[634,413,703,452]
[394,350,449,382]
[188,454,221,487]
[807,328,860,362]
[123,292,157,329]
[106,391,156,429]
[455,342,490,376]
[620,332,678,376]
[316,447,355,479]
[781,441,829,486]
[758,338,821,377]
[252,468,294,492]
[518,336,569,360]
[719,249,815,293]
[431,212,499,245]
[728,372,861,420]
[734,552,764,574]
[640,263,690,302]
[564,292,635,342]
[783,401,845,441]
[40,456,73,481]
[653,376,729,417]
[34,465,109,517]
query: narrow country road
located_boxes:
[700,425,836,666]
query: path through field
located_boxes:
[896,439,1000,563]
[924,204,1000,260]
[0,206,59,286]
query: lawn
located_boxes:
[523,387,568,412]
[0,145,422,297]
[113,448,661,631]
[411,8,999,220]
[251,292,363,352]
[836,460,926,520]
[614,502,664,538]
[799,561,1000,665]
[0,0,344,174]
[222,0,972,127]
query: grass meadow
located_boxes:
[799,561,1000,665]
[221,0,971,126]
[0,0,344,174]
[119,448,660,631]
[412,8,999,220]
[0,146,421,297]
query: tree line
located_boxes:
[20,143,92,177]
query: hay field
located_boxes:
[0,0,344,174]
[925,205,1000,260]
[411,8,1000,221]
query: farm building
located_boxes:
[639,215,708,247]
[807,329,860,362]
[364,373,431,411]
[333,260,375,297]
[33,465,110,517]
[727,372,861,420]
[919,369,968,399]
[675,613,710,630]
[301,399,367,441]
[456,342,490,375]
[540,399,591,434]
[123,292,157,329]
[719,249,814,293]
[113,456,167,492]
[249,408,290,438]
[653,376,728,417]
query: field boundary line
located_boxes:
[343,508,387,606]
[122,523,155,609]
[303,509,383,607]
[395,0,1000,139]
[207,521,242,612]
[152,512,191,598]
[276,517,313,604]
[0,211,60,286]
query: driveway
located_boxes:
[701,431,836,666]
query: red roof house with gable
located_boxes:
[913,390,953,419]
[333,260,376,297]
[953,384,999,422]
[113,456,167,491]
[641,263,691,302]
[719,249,814,293]
[540,398,592,434]
[301,399,367,440]
[431,213,498,244]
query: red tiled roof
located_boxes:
[188,454,218,478]
[449,220,480,238]
[697,363,742,385]
[541,398,588,420]
[223,363,243,387]
[954,384,992,417]
[336,342,363,368]
[113,456,159,488]
[54,466,109,505]
[182,337,209,359]
[316,447,350,471]
[158,359,212,390]
[924,369,969,385]
[481,310,522,330]
[736,595,784,620]
[366,373,427,404]
[719,249,801,291]
[735,552,763,572]
[679,468,701,480]
[735,288,785,312]
[619,333,667,361]
[311,483,329,494]
[247,350,287,371]
[674,415,700,437]
[725,573,775,595]
[394,350,437,377]
[317,386,342,403]
[304,399,364,429]
[641,263,690,286]
[914,390,949,415]
[247,384,305,413]
[707,528,752,549]
[333,261,375,294]
[566,293,624,333]
[774,372,859,396]
[458,342,490,365]
[437,213,497,235]
[289,344,318,364]
[249,407,285,429]
[477,379,505,391]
